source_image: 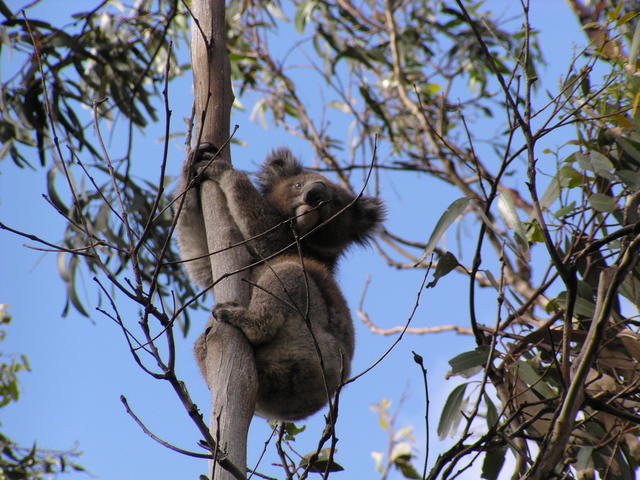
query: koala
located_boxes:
[176,144,384,420]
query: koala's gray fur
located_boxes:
[176,144,384,420]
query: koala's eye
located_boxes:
[293,182,303,189]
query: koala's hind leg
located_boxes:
[213,259,324,347]
[213,301,286,345]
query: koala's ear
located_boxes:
[258,148,304,193]
[352,196,386,244]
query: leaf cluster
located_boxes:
[0,0,187,168]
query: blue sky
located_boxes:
[1,1,599,479]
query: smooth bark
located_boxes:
[190,1,257,479]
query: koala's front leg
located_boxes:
[175,144,226,290]
[214,301,284,345]
[189,143,232,183]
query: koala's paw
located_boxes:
[188,143,231,182]
[213,301,246,326]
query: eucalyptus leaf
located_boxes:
[578,151,615,180]
[588,193,617,213]
[390,442,412,462]
[396,459,420,479]
[426,251,460,288]
[300,448,344,472]
[616,169,640,189]
[294,0,317,33]
[538,177,560,213]
[497,191,530,260]
[437,382,467,439]
[448,346,491,378]
[484,393,499,429]
[514,360,556,399]
[417,198,469,265]
[481,446,507,480]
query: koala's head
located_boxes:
[258,148,385,267]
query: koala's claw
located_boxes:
[193,143,220,163]
[188,143,231,182]
[213,301,244,324]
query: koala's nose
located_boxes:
[303,182,329,206]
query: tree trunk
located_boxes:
[190,1,257,479]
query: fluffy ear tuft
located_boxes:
[257,148,304,193]
[352,196,386,244]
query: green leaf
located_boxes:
[484,393,499,428]
[267,421,306,440]
[525,219,544,243]
[437,382,467,439]
[396,457,421,479]
[426,251,460,288]
[558,165,584,188]
[448,346,491,378]
[423,83,441,95]
[265,3,288,22]
[417,198,469,265]
[514,360,556,399]
[300,448,344,472]
[577,151,615,180]
[483,269,500,291]
[588,193,617,213]
[573,296,596,318]
[617,138,640,165]
[481,445,507,480]
[617,169,640,189]
[553,201,577,218]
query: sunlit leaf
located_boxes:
[448,346,491,378]
[538,177,560,212]
[300,448,344,472]
[371,451,384,472]
[416,198,469,265]
[525,219,544,243]
[497,191,530,260]
[393,425,414,442]
[328,100,351,114]
[294,0,317,33]
[390,441,412,462]
[558,165,584,188]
